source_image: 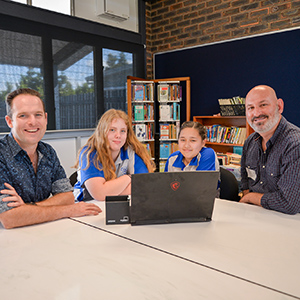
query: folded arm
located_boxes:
[84,175,131,201]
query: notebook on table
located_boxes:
[130,171,219,225]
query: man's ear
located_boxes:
[5,115,13,129]
[277,98,284,114]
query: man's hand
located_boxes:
[240,192,263,206]
[1,183,25,207]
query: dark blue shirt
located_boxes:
[0,134,73,213]
[241,117,300,214]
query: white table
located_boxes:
[1,199,300,299]
[72,198,300,299]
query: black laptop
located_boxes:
[130,171,219,225]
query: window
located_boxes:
[0,29,43,132]
[32,0,70,15]
[0,2,145,132]
[103,49,133,112]
[53,40,96,129]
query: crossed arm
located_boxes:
[0,183,101,229]
[239,189,263,206]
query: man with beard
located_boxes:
[240,85,300,214]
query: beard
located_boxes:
[248,108,281,134]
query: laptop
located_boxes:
[130,171,219,225]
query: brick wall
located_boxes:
[145,0,300,78]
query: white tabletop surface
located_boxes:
[72,198,300,299]
[1,199,300,299]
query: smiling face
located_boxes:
[245,86,283,137]
[5,94,47,151]
[107,118,128,161]
[178,127,206,165]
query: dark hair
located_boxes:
[179,121,207,140]
[5,88,45,117]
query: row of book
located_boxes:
[159,103,180,121]
[160,142,179,159]
[206,125,247,145]
[132,83,154,102]
[158,84,182,102]
[160,122,180,140]
[133,123,154,141]
[133,104,154,121]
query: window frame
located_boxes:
[0,0,146,130]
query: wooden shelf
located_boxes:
[193,115,254,153]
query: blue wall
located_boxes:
[154,28,300,127]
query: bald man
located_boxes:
[240,85,300,214]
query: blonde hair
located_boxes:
[74,109,155,180]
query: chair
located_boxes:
[69,171,78,187]
[219,167,240,202]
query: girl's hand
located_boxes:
[1,183,25,207]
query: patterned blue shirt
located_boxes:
[0,133,73,213]
[241,117,300,214]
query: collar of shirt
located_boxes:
[115,146,129,166]
[173,151,201,170]
[7,133,44,163]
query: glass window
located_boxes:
[0,29,43,132]
[52,40,96,129]
[32,0,70,15]
[103,49,133,112]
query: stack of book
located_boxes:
[218,96,245,116]
[159,103,180,121]
[157,83,182,102]
[133,123,154,141]
[159,122,180,140]
[132,83,154,102]
[217,152,241,166]
[133,104,154,121]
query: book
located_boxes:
[159,105,171,121]
[135,124,146,141]
[158,85,169,102]
[133,85,144,101]
[160,143,171,159]
[159,160,166,172]
[134,105,144,121]
[160,124,170,139]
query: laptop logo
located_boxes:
[170,181,180,191]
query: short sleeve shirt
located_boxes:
[74,146,148,201]
[164,147,219,172]
[0,134,73,214]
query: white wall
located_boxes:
[43,130,94,177]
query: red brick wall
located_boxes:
[145,0,300,78]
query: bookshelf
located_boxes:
[127,76,191,171]
[192,116,254,153]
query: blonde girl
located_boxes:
[74,109,154,201]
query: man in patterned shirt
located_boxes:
[0,88,101,229]
[240,85,300,214]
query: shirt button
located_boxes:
[262,165,265,168]
[271,173,273,176]
[260,181,263,184]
